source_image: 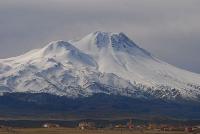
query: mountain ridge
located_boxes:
[0,31,200,101]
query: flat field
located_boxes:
[0,128,189,134]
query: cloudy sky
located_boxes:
[0,0,200,73]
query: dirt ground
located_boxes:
[0,128,190,134]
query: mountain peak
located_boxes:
[93,31,135,47]
[91,31,135,46]
[74,31,152,58]
[76,31,139,51]
[43,41,75,51]
[92,31,126,36]
[41,40,78,56]
[92,31,120,36]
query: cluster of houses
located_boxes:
[0,125,18,133]
[41,120,200,133]
[129,123,200,133]
[78,121,96,130]
[1,120,198,133]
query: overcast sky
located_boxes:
[0,0,200,73]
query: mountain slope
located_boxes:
[1,93,200,119]
[0,31,200,101]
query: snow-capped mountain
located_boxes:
[0,31,200,101]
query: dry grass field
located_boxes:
[0,128,190,134]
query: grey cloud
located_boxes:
[0,0,200,73]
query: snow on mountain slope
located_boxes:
[0,31,200,100]
[0,40,139,97]
[73,31,200,100]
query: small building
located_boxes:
[114,124,127,129]
[192,128,200,134]
[191,126,200,133]
[185,127,193,133]
[147,123,158,130]
[106,123,114,129]
[160,124,171,131]
[193,126,200,130]
[42,123,60,128]
[127,120,134,129]
[78,122,95,130]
